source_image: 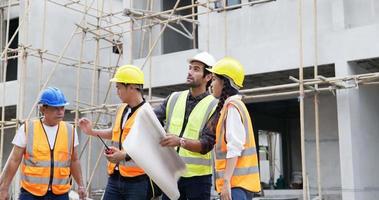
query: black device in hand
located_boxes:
[97,135,110,151]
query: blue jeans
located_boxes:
[103,171,149,200]
[162,175,212,200]
[19,188,68,200]
[231,187,253,200]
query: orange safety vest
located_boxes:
[107,104,145,177]
[21,120,74,196]
[214,97,261,193]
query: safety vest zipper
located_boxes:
[40,119,59,191]
[48,149,54,190]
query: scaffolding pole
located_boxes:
[87,0,105,196]
[0,0,18,9]
[297,0,308,199]
[313,0,322,199]
[223,0,227,55]
[38,0,47,90]
[148,0,153,100]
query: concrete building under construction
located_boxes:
[0,0,379,199]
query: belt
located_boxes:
[111,170,148,182]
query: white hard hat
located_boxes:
[187,51,216,67]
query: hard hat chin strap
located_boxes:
[226,77,240,90]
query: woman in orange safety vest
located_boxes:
[207,57,261,200]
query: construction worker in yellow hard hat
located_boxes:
[0,87,86,200]
[154,51,219,199]
[207,57,261,200]
[78,65,150,200]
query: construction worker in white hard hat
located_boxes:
[0,87,86,200]
[207,57,261,200]
[154,51,219,199]
[78,65,150,200]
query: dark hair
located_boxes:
[122,83,144,97]
[202,64,212,88]
[209,75,238,132]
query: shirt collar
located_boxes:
[128,99,145,112]
[188,91,209,101]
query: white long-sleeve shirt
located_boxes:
[225,96,246,159]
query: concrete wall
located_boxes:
[130,0,379,88]
[304,94,341,199]
[134,49,199,88]
[336,62,379,200]
[0,81,18,106]
[344,0,379,28]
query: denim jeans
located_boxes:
[162,175,212,200]
[103,171,149,200]
[19,188,69,200]
[231,187,253,200]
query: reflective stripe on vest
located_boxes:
[119,160,138,167]
[181,156,211,166]
[166,90,218,177]
[215,146,257,159]
[21,174,71,186]
[107,104,145,177]
[23,159,71,168]
[21,120,73,196]
[215,166,260,178]
[215,98,261,193]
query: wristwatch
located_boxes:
[179,137,186,148]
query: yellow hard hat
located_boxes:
[207,57,245,88]
[110,65,144,84]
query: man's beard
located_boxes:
[187,81,200,88]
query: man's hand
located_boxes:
[77,186,86,200]
[78,118,93,136]
[104,146,127,163]
[0,188,9,200]
[160,134,180,147]
[0,145,25,200]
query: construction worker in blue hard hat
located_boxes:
[78,65,150,200]
[0,87,86,200]
[154,51,219,199]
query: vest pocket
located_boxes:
[36,146,50,156]
[59,167,70,176]
[24,166,44,175]
[57,150,70,161]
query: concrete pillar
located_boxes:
[335,61,357,200]
[304,94,341,199]
[335,61,379,200]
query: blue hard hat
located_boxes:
[39,87,69,107]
